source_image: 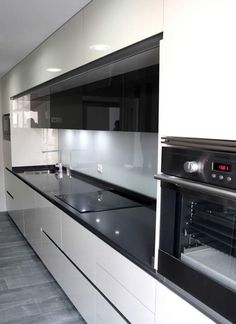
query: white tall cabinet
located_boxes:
[159,0,236,140]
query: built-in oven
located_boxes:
[155,137,236,323]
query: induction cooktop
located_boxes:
[55,190,141,213]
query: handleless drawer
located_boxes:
[61,213,96,282]
[95,238,156,323]
[41,231,96,324]
[38,194,62,248]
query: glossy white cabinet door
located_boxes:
[14,47,43,94]
[96,264,154,324]
[20,181,35,229]
[24,189,41,255]
[159,0,236,140]
[5,170,14,212]
[95,291,127,324]
[41,231,96,324]
[61,213,96,282]
[38,194,62,248]
[155,282,215,324]
[83,0,163,64]
[96,238,156,312]
[95,238,156,324]
[5,171,25,235]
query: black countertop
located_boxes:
[14,169,156,274]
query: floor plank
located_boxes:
[0,212,86,324]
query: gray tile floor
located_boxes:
[0,212,86,324]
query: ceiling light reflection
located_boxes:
[89,44,110,51]
[46,68,62,72]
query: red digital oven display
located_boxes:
[213,162,232,173]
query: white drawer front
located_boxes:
[96,264,155,324]
[38,194,62,247]
[96,238,156,313]
[61,213,96,282]
[96,291,127,324]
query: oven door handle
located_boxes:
[154,173,236,200]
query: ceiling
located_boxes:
[0,0,91,78]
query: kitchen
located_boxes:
[0,0,236,323]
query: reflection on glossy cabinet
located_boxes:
[95,238,156,324]
[22,182,39,253]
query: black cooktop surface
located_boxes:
[55,190,141,213]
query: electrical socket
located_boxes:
[97,164,103,173]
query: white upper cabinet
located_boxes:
[1,0,163,98]
[159,0,236,140]
[16,48,43,93]
[83,0,163,64]
[40,12,84,83]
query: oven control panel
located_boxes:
[162,146,236,189]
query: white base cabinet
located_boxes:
[95,291,126,324]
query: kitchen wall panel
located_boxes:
[159,0,236,140]
[59,129,157,197]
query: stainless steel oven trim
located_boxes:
[154,173,236,200]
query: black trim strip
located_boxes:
[42,230,130,324]
[158,249,236,323]
[6,191,14,199]
[11,33,163,99]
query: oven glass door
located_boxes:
[178,189,236,293]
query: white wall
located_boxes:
[59,130,158,198]
[0,83,6,211]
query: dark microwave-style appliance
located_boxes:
[155,137,236,323]
[2,114,10,141]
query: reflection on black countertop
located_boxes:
[15,169,156,273]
